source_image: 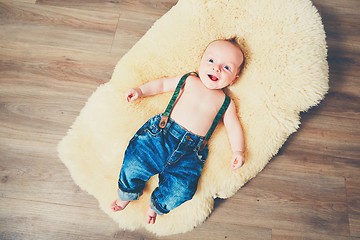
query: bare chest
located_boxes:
[169,80,225,136]
[175,90,221,116]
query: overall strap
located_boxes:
[198,94,231,150]
[205,94,231,140]
[159,72,198,128]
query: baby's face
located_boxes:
[198,40,244,90]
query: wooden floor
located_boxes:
[0,0,359,239]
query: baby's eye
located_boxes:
[208,59,214,63]
[224,65,231,71]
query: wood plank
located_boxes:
[313,0,360,54]
[210,170,349,236]
[0,42,118,87]
[347,177,360,237]
[0,198,119,240]
[268,152,360,180]
[0,44,119,134]
[157,221,271,240]
[117,222,271,240]
[280,94,360,160]
[35,0,178,19]
[327,50,360,98]
[0,1,119,53]
[13,0,37,4]
[111,10,164,56]
[0,43,117,207]
[115,0,178,14]
[36,0,122,13]
[110,1,177,55]
[272,228,350,240]
[0,146,99,208]
[0,194,270,240]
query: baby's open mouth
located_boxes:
[208,74,218,81]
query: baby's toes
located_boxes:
[146,209,157,224]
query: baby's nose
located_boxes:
[213,66,220,72]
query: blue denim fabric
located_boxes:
[118,114,208,215]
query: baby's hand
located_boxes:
[231,151,245,170]
[125,88,142,102]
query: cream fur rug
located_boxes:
[58,0,328,236]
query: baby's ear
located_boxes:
[230,76,239,85]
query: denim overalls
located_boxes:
[118,72,231,215]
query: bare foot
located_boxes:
[111,199,130,212]
[146,208,157,224]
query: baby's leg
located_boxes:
[111,195,130,212]
[146,208,157,224]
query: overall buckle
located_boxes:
[159,115,168,129]
[199,140,208,151]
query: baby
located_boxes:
[111,38,246,224]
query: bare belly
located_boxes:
[170,104,218,137]
[167,77,225,137]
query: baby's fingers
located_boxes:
[231,159,238,170]
[126,94,134,102]
[231,158,243,170]
[125,89,138,102]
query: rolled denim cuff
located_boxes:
[150,192,169,215]
[118,188,141,201]
[150,201,164,215]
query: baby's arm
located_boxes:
[223,100,245,169]
[125,76,180,102]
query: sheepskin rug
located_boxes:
[58,0,328,236]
